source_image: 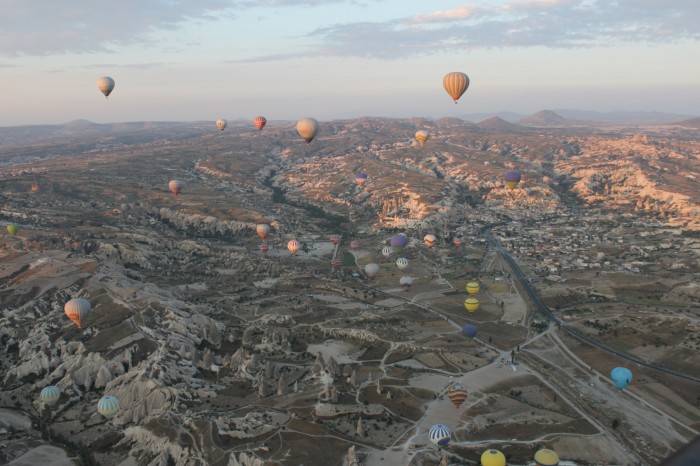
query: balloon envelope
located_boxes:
[40,385,61,406]
[329,234,342,245]
[535,448,560,466]
[389,235,408,248]
[466,282,480,295]
[64,297,91,329]
[256,224,270,240]
[504,170,522,189]
[481,449,506,466]
[7,223,19,236]
[400,276,413,288]
[254,116,267,130]
[464,297,479,313]
[611,367,632,389]
[453,237,462,248]
[415,130,430,148]
[447,386,468,408]
[97,76,115,98]
[169,180,182,196]
[443,72,470,103]
[287,240,300,255]
[461,324,477,338]
[296,117,319,144]
[216,119,227,131]
[350,240,360,250]
[259,243,270,254]
[428,423,451,447]
[365,263,379,279]
[97,395,120,418]
[355,173,368,187]
[396,258,409,270]
[424,234,436,248]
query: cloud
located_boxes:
[305,0,700,59]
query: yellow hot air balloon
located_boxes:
[443,72,470,103]
[7,223,19,236]
[481,449,506,466]
[464,297,479,313]
[415,130,430,148]
[466,282,480,295]
[296,117,319,144]
[64,297,91,329]
[97,76,115,98]
[535,449,560,466]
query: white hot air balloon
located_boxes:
[64,297,91,329]
[396,258,409,271]
[364,263,379,279]
[97,76,115,98]
[296,117,320,144]
[216,119,227,131]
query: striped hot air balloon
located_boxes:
[381,246,393,258]
[447,385,468,408]
[331,259,342,270]
[329,234,341,245]
[64,297,91,329]
[40,385,61,406]
[97,395,120,418]
[415,130,430,148]
[253,116,267,131]
[464,297,479,313]
[424,234,437,248]
[259,243,270,254]
[428,423,451,447]
[443,72,470,103]
[535,448,560,466]
[350,240,360,250]
[466,282,480,295]
[396,258,409,271]
[287,240,300,255]
[481,449,506,466]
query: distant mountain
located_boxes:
[435,117,480,130]
[476,116,523,131]
[553,109,693,125]
[517,110,569,127]
[460,111,524,123]
[672,116,700,129]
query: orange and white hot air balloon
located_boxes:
[424,234,437,248]
[168,180,182,196]
[254,116,267,131]
[287,240,300,255]
[256,224,270,240]
[443,72,469,103]
[64,297,91,329]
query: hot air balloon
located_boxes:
[381,246,393,258]
[350,240,360,250]
[481,449,506,466]
[97,395,120,418]
[464,297,479,313]
[447,385,468,408]
[331,259,342,270]
[355,173,368,187]
[287,240,300,255]
[466,282,480,295]
[7,223,19,236]
[329,234,342,245]
[611,367,632,389]
[389,235,408,250]
[259,243,270,254]
[415,130,430,148]
[40,386,61,406]
[461,323,477,338]
[97,76,115,98]
[400,276,413,290]
[169,180,182,196]
[428,423,451,447]
[453,237,463,248]
[216,119,227,131]
[424,234,437,248]
[535,448,560,466]
[396,258,409,271]
[296,117,319,144]
[64,297,91,329]
[443,72,470,103]
[256,224,270,240]
[504,170,522,190]
[254,116,267,131]
[365,263,379,279]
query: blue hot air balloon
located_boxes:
[389,235,408,251]
[428,423,451,447]
[461,324,477,338]
[610,367,632,389]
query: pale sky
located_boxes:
[1,0,699,125]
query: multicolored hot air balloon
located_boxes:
[461,323,477,338]
[259,243,270,254]
[350,240,360,250]
[329,234,342,245]
[296,117,319,144]
[287,240,300,255]
[535,448,560,466]
[415,130,430,148]
[64,297,91,329]
[382,246,393,258]
[355,173,368,187]
[443,72,470,103]
[396,258,409,271]
[256,224,270,240]
[611,367,632,389]
[428,423,451,447]
[400,276,413,290]
[365,263,379,279]
[481,449,506,466]
[40,385,61,406]
[169,180,182,196]
[97,395,120,418]
[216,119,227,131]
[464,297,479,313]
[453,237,462,248]
[466,282,480,295]
[97,76,115,98]
[7,223,19,236]
[254,116,267,131]
[504,170,522,190]
[424,234,437,248]
[447,385,468,408]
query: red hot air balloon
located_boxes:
[256,224,270,240]
[259,243,270,254]
[447,385,468,408]
[287,240,300,255]
[329,234,341,245]
[254,116,267,131]
[453,237,463,248]
[350,240,360,250]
